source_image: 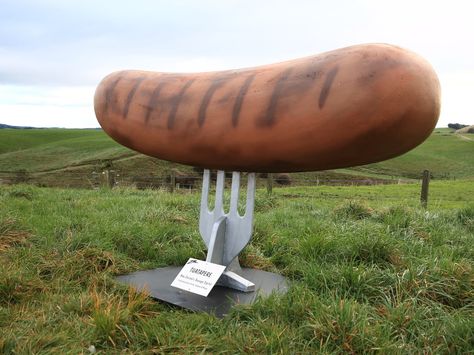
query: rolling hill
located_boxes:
[352,129,474,179]
[0,127,472,188]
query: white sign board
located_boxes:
[171,258,226,297]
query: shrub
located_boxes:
[334,200,373,220]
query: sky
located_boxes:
[0,0,473,128]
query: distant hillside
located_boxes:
[352,128,474,179]
[0,123,101,130]
[0,123,36,129]
[0,127,472,188]
[0,128,130,172]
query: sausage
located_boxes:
[94,43,440,172]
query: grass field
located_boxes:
[0,129,132,173]
[0,128,473,187]
[1,181,473,353]
[357,129,474,179]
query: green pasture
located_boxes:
[1,181,473,353]
[0,129,131,173]
[0,128,473,182]
[359,129,474,179]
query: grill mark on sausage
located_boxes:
[144,81,167,123]
[103,76,122,117]
[258,68,293,127]
[319,66,339,109]
[123,76,145,119]
[232,74,255,127]
[167,79,196,129]
[198,79,225,127]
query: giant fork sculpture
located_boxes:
[200,170,256,292]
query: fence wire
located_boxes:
[0,168,422,191]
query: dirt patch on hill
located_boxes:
[456,125,474,135]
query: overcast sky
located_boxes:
[0,0,473,128]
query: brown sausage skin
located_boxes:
[94,43,440,173]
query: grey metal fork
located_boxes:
[199,170,256,292]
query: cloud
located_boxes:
[0,0,375,85]
[2,0,473,85]
[439,71,474,125]
[0,85,97,127]
[0,0,473,127]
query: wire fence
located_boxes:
[0,168,417,191]
[1,168,451,208]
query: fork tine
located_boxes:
[200,169,210,212]
[244,173,256,217]
[214,170,225,213]
[230,171,240,215]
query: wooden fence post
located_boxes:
[103,170,111,188]
[267,173,273,194]
[108,170,116,188]
[169,170,176,193]
[420,170,430,208]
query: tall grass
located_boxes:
[0,183,473,353]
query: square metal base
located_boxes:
[116,266,288,318]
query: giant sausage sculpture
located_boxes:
[94,43,440,172]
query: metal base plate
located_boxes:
[116,266,288,318]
